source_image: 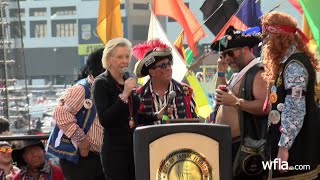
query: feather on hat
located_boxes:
[133,39,172,78]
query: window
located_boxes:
[51,6,76,16]
[10,21,26,38]
[30,21,47,38]
[52,20,76,37]
[120,3,125,10]
[133,3,148,10]
[132,25,148,41]
[9,9,25,17]
[168,3,189,22]
[30,8,46,17]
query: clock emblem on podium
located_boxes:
[157,149,213,180]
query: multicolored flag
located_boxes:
[173,31,186,62]
[298,0,319,52]
[184,49,212,119]
[153,0,205,56]
[212,0,262,42]
[96,0,122,44]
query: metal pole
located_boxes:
[0,0,10,119]
[17,0,31,128]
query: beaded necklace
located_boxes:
[115,83,135,128]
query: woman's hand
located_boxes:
[122,77,136,98]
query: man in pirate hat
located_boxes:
[12,140,63,180]
[261,12,320,179]
[211,26,269,179]
[133,39,198,125]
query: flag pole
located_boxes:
[190,2,224,40]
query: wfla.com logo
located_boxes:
[262,158,311,171]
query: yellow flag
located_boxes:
[96,0,122,44]
[185,72,212,119]
[302,14,317,53]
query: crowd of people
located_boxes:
[0,11,320,180]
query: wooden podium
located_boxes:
[134,123,232,180]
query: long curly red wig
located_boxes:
[261,12,318,82]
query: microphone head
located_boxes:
[169,91,176,99]
[122,67,131,80]
[122,67,130,73]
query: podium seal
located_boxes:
[157,149,213,180]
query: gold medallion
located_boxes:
[129,117,135,129]
[269,92,278,104]
[157,149,213,180]
[183,86,190,96]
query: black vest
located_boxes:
[238,63,268,141]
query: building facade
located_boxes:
[6,0,300,85]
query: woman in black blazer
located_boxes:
[93,37,171,180]
[92,38,138,180]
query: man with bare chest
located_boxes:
[211,26,269,179]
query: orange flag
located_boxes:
[153,0,205,56]
[173,31,186,61]
[96,0,122,44]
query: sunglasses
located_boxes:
[151,61,173,70]
[0,147,12,153]
[221,48,239,58]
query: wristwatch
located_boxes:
[234,98,243,109]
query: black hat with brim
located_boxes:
[12,140,44,166]
[211,26,261,52]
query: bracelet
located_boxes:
[217,71,225,77]
[118,94,128,104]
[72,128,86,142]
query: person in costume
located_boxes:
[0,141,19,180]
[132,39,198,125]
[261,12,320,179]
[47,48,105,180]
[12,140,63,180]
[211,26,269,179]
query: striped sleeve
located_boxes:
[53,85,85,138]
[190,92,198,118]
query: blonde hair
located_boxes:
[102,38,132,69]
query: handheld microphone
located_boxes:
[122,67,131,80]
[162,91,176,122]
[122,67,136,95]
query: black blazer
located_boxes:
[92,70,139,179]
